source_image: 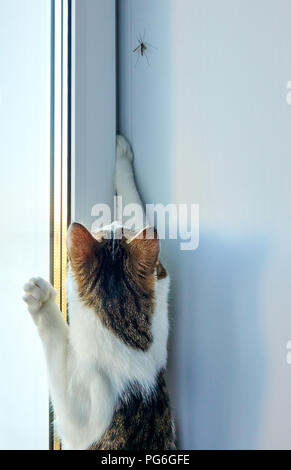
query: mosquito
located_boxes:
[133,31,156,66]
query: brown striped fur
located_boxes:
[89,370,176,450]
[68,223,160,351]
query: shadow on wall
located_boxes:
[166,232,268,450]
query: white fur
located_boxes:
[23,135,170,450]
[115,135,149,228]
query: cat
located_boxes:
[23,135,175,450]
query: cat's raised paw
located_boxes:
[116,135,133,163]
[23,277,57,315]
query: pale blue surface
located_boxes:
[118,0,291,449]
[0,0,50,450]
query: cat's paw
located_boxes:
[23,277,57,315]
[116,135,133,163]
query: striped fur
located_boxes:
[90,370,176,450]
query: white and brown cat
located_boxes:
[23,136,175,450]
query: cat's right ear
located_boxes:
[67,223,100,264]
[127,227,160,277]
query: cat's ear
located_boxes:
[128,227,160,276]
[67,222,100,264]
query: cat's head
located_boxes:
[67,222,166,351]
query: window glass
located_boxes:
[0,0,51,450]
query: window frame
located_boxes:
[50,0,71,450]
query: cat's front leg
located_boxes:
[115,135,148,228]
[23,278,112,449]
[23,277,69,413]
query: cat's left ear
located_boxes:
[67,222,100,265]
[127,227,159,276]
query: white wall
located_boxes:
[118,0,291,449]
[0,0,50,449]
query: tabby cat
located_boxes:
[23,136,175,450]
